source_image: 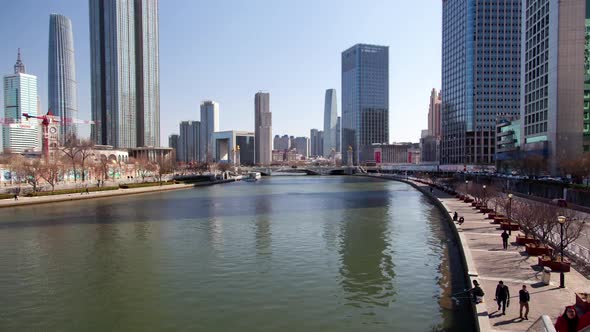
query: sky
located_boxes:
[0,0,442,145]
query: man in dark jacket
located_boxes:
[519,285,530,320]
[495,281,510,315]
[501,230,510,250]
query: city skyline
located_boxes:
[0,0,441,144]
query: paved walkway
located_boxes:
[408,179,590,332]
[0,183,194,208]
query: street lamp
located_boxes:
[557,215,566,288]
[465,180,469,196]
[508,193,513,236]
[483,185,487,206]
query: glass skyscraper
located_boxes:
[323,88,338,157]
[48,14,78,142]
[3,50,40,153]
[441,0,522,165]
[341,44,389,165]
[89,0,160,148]
[199,101,219,162]
[254,92,272,165]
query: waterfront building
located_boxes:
[168,134,179,161]
[90,0,160,148]
[310,129,324,157]
[368,143,419,164]
[428,89,441,138]
[178,120,200,163]
[521,0,585,174]
[336,116,341,153]
[3,50,40,153]
[273,135,281,151]
[323,88,338,157]
[128,146,172,161]
[254,92,272,165]
[293,136,310,158]
[199,101,219,163]
[441,0,522,165]
[273,134,291,151]
[341,44,389,165]
[212,130,255,165]
[420,129,439,163]
[48,14,78,142]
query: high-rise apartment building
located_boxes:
[323,88,338,157]
[585,2,590,151]
[441,0,522,165]
[310,129,324,157]
[341,44,389,165]
[168,133,179,161]
[293,137,310,158]
[199,101,219,162]
[428,88,441,138]
[254,92,272,165]
[273,134,291,151]
[336,116,341,153]
[48,14,78,142]
[521,0,585,173]
[3,50,40,153]
[89,0,160,148]
[179,120,200,163]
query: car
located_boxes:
[551,198,568,207]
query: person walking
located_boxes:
[458,216,465,225]
[495,281,510,315]
[453,212,458,221]
[469,280,485,303]
[501,230,510,250]
[519,285,530,320]
[555,306,580,332]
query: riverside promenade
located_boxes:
[378,175,590,332]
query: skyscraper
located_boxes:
[3,50,40,153]
[310,129,324,157]
[168,133,179,161]
[199,101,219,162]
[521,0,585,173]
[255,92,272,165]
[89,0,160,148]
[293,137,310,158]
[341,44,389,165]
[336,116,341,153]
[48,14,78,142]
[323,88,338,157]
[179,120,200,163]
[441,0,522,165]
[427,88,441,138]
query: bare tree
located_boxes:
[531,203,558,247]
[40,156,61,193]
[554,209,587,258]
[61,133,80,182]
[135,157,152,182]
[154,155,174,183]
[77,139,95,182]
[511,200,539,239]
[17,159,43,193]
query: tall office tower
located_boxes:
[281,134,291,150]
[273,134,281,150]
[583,0,590,152]
[179,120,200,163]
[254,92,272,165]
[294,137,310,158]
[48,14,78,142]
[199,101,219,162]
[522,0,585,173]
[342,44,389,165]
[336,116,341,153]
[427,89,442,138]
[3,50,40,153]
[89,0,160,148]
[441,0,522,165]
[310,129,324,157]
[168,133,179,161]
[323,88,338,157]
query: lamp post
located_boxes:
[558,215,566,288]
[465,180,469,197]
[508,193,513,235]
[483,185,487,206]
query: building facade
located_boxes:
[48,14,78,142]
[3,50,40,153]
[310,129,324,157]
[168,133,179,161]
[178,120,199,163]
[212,130,255,165]
[199,101,219,162]
[341,44,389,165]
[293,136,310,158]
[254,92,272,165]
[428,88,441,138]
[323,88,338,157]
[495,118,521,172]
[336,115,341,153]
[273,134,291,151]
[521,0,585,174]
[585,3,590,151]
[89,0,160,148]
[441,0,522,165]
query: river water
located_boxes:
[0,176,474,331]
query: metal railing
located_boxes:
[526,315,556,332]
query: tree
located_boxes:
[530,203,558,246]
[135,157,152,182]
[40,156,61,193]
[61,133,80,182]
[17,159,43,193]
[154,155,174,183]
[511,200,539,238]
[553,209,587,259]
[77,139,95,182]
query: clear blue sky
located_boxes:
[0,0,441,144]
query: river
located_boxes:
[0,176,474,331]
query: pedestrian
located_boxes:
[453,211,458,221]
[458,216,465,225]
[494,281,510,315]
[555,306,580,332]
[501,230,510,250]
[430,186,433,193]
[469,280,485,303]
[519,285,530,320]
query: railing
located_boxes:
[526,315,556,332]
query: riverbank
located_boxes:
[371,174,590,332]
[0,179,236,209]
